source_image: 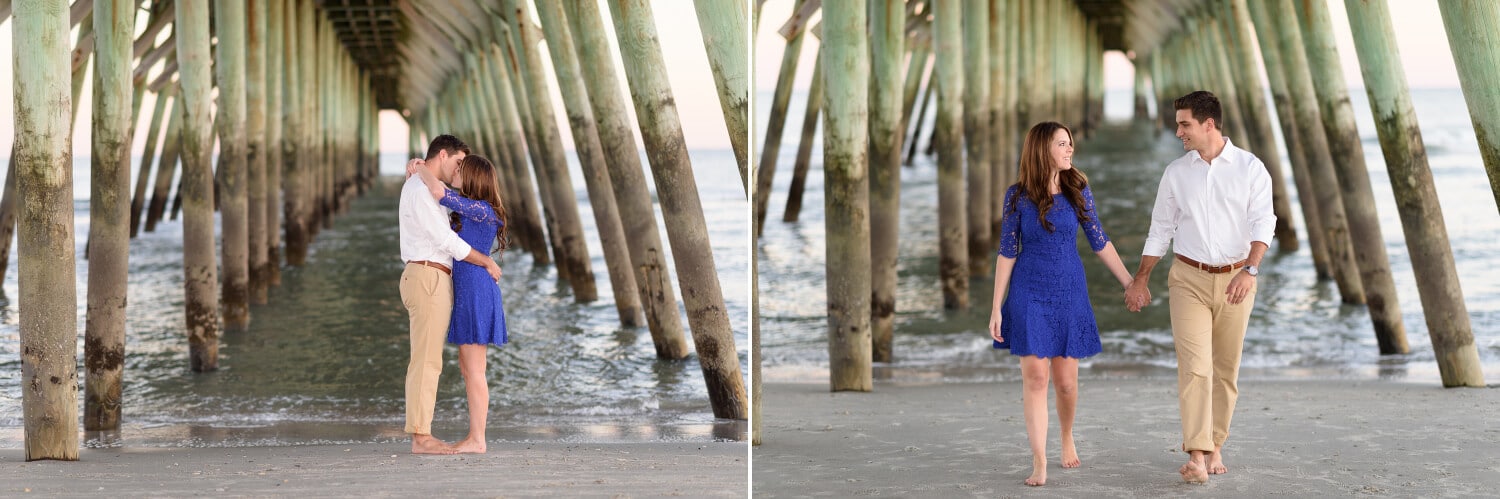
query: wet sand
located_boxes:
[1,441,747,497]
[754,379,1500,497]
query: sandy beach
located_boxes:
[753,379,1500,497]
[0,441,747,497]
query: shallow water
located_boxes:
[758,88,1500,385]
[0,150,749,446]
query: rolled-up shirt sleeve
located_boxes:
[1141,172,1177,257]
[1246,159,1277,246]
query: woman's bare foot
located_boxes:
[1061,435,1081,469]
[411,434,457,455]
[1207,446,1227,475]
[1025,455,1047,486]
[453,436,487,454]
[1179,458,1209,484]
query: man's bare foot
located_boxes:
[1179,458,1209,484]
[1025,455,1047,486]
[411,434,457,455]
[454,436,487,454]
[1061,435,1081,469]
[1207,446,1227,475]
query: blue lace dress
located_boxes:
[440,189,508,346]
[992,184,1108,358]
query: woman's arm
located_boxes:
[404,158,446,200]
[1094,241,1135,290]
[990,255,1017,343]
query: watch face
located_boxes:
[1246,266,1259,276]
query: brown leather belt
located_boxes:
[1175,254,1246,274]
[407,260,452,275]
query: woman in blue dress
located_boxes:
[988,122,1135,486]
[410,154,509,454]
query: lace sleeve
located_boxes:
[439,189,498,226]
[998,185,1021,258]
[1082,185,1110,252]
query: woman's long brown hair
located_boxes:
[449,154,510,253]
[1008,121,1090,232]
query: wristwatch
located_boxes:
[1244,265,1259,277]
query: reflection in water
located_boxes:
[0,151,748,446]
[759,88,1500,385]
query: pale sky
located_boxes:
[756,0,1462,93]
[0,0,734,158]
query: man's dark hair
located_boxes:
[1173,91,1223,130]
[424,134,470,161]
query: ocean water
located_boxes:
[757,87,1500,384]
[0,149,749,446]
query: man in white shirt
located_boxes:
[399,134,502,454]
[1124,91,1276,484]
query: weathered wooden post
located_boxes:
[1347,0,1483,387]
[606,0,749,418]
[0,160,17,284]
[565,0,692,357]
[988,0,1008,230]
[282,0,308,265]
[129,90,169,237]
[493,27,566,266]
[1246,0,1330,278]
[904,65,934,165]
[1222,0,1297,252]
[1438,1,1500,215]
[1294,0,1406,353]
[216,0,251,329]
[534,0,645,327]
[247,0,269,304]
[178,0,222,370]
[751,0,811,236]
[901,26,930,140]
[145,95,183,233]
[782,47,821,222]
[507,0,598,301]
[1263,0,1365,305]
[935,0,968,309]
[813,0,872,391]
[1133,58,1149,119]
[870,0,902,363]
[1001,0,1019,186]
[83,0,134,432]
[963,0,990,277]
[481,43,550,265]
[266,0,284,286]
[14,0,79,461]
[693,0,751,194]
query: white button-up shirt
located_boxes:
[399,174,472,266]
[1142,137,1276,265]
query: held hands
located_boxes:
[1124,278,1152,312]
[1226,271,1255,304]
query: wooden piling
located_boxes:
[606,0,749,418]
[904,64,934,165]
[1246,0,1330,278]
[178,0,222,371]
[1346,0,1483,387]
[963,0,990,277]
[934,0,968,309]
[145,95,183,233]
[266,0,284,286]
[692,0,751,195]
[83,0,133,432]
[565,0,692,357]
[1134,58,1149,119]
[751,0,808,237]
[247,0,269,305]
[14,0,79,461]
[282,0,309,266]
[987,0,1007,231]
[782,48,821,222]
[869,0,903,364]
[534,0,645,327]
[1294,0,1407,353]
[1438,0,1500,216]
[216,0,251,329]
[507,0,598,301]
[481,42,550,265]
[1223,0,1298,253]
[129,90,169,237]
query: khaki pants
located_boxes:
[400,263,453,435]
[1168,262,1256,452]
